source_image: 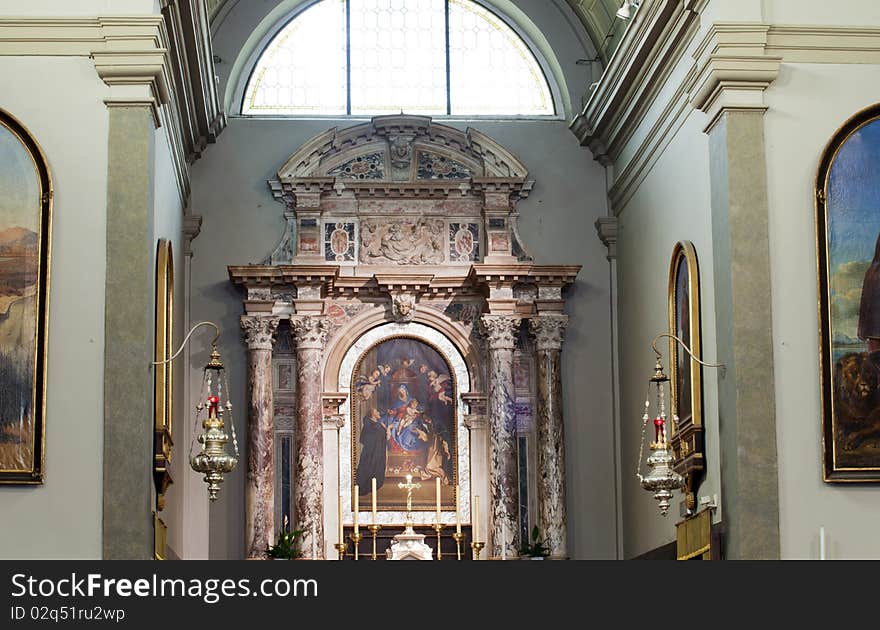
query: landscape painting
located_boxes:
[0,112,51,483]
[818,110,880,481]
[352,337,457,511]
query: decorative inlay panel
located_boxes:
[327,152,385,180]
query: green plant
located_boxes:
[266,517,304,559]
[519,525,550,558]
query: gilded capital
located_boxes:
[530,314,568,351]
[480,314,521,350]
[290,315,330,350]
[240,315,280,350]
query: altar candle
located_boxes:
[435,477,442,522]
[473,495,479,539]
[819,526,826,560]
[338,493,344,544]
[501,521,507,558]
[371,477,377,523]
[311,523,316,560]
[353,486,359,534]
[455,488,461,534]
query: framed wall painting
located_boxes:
[816,106,880,482]
[351,336,458,512]
[0,110,52,484]
[153,239,174,507]
[668,241,704,501]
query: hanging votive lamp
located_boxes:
[190,345,239,501]
[636,356,684,516]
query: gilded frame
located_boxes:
[668,241,704,496]
[816,105,880,482]
[0,110,52,485]
[350,334,459,512]
[153,239,174,507]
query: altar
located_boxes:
[228,115,579,560]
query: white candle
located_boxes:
[501,521,507,558]
[455,488,461,534]
[473,495,479,540]
[371,477,377,523]
[819,526,826,560]
[353,486,359,534]
[311,523,316,560]
[435,477,442,523]
[338,493,344,545]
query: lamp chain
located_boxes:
[635,384,651,480]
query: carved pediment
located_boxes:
[264,116,537,268]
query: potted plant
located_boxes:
[519,525,550,560]
[266,516,304,560]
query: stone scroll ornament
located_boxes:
[359,217,445,265]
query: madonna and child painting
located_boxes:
[352,337,457,509]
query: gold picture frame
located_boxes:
[668,241,704,502]
[0,109,52,484]
[153,239,174,508]
[815,104,880,482]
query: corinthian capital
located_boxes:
[480,314,521,350]
[290,315,330,350]
[530,314,568,351]
[240,315,280,350]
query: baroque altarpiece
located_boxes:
[229,116,579,559]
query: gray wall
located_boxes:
[188,116,615,559]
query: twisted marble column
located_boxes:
[290,315,330,559]
[530,314,569,559]
[240,315,280,559]
[481,314,522,558]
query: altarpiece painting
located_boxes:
[352,337,457,511]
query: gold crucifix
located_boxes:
[398,474,421,532]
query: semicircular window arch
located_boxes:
[242,0,556,117]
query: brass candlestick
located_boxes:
[335,542,347,560]
[367,524,382,560]
[350,531,364,560]
[432,523,445,560]
[471,541,485,560]
[452,531,465,560]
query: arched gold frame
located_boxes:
[349,333,459,512]
[815,103,880,482]
[154,239,174,508]
[668,240,703,501]
[0,109,53,485]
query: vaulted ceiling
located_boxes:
[564,0,628,64]
[206,0,627,65]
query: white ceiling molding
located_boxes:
[0,8,226,204]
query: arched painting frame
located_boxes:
[0,109,52,484]
[351,334,459,512]
[817,105,880,482]
[668,241,704,503]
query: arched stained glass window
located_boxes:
[242,0,555,116]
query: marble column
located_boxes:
[290,315,330,559]
[240,315,280,559]
[530,314,569,559]
[481,314,522,558]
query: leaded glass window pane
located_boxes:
[350,0,447,115]
[242,0,347,115]
[241,0,555,117]
[448,0,553,115]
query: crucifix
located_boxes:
[398,474,421,534]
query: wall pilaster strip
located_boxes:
[102,105,156,560]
